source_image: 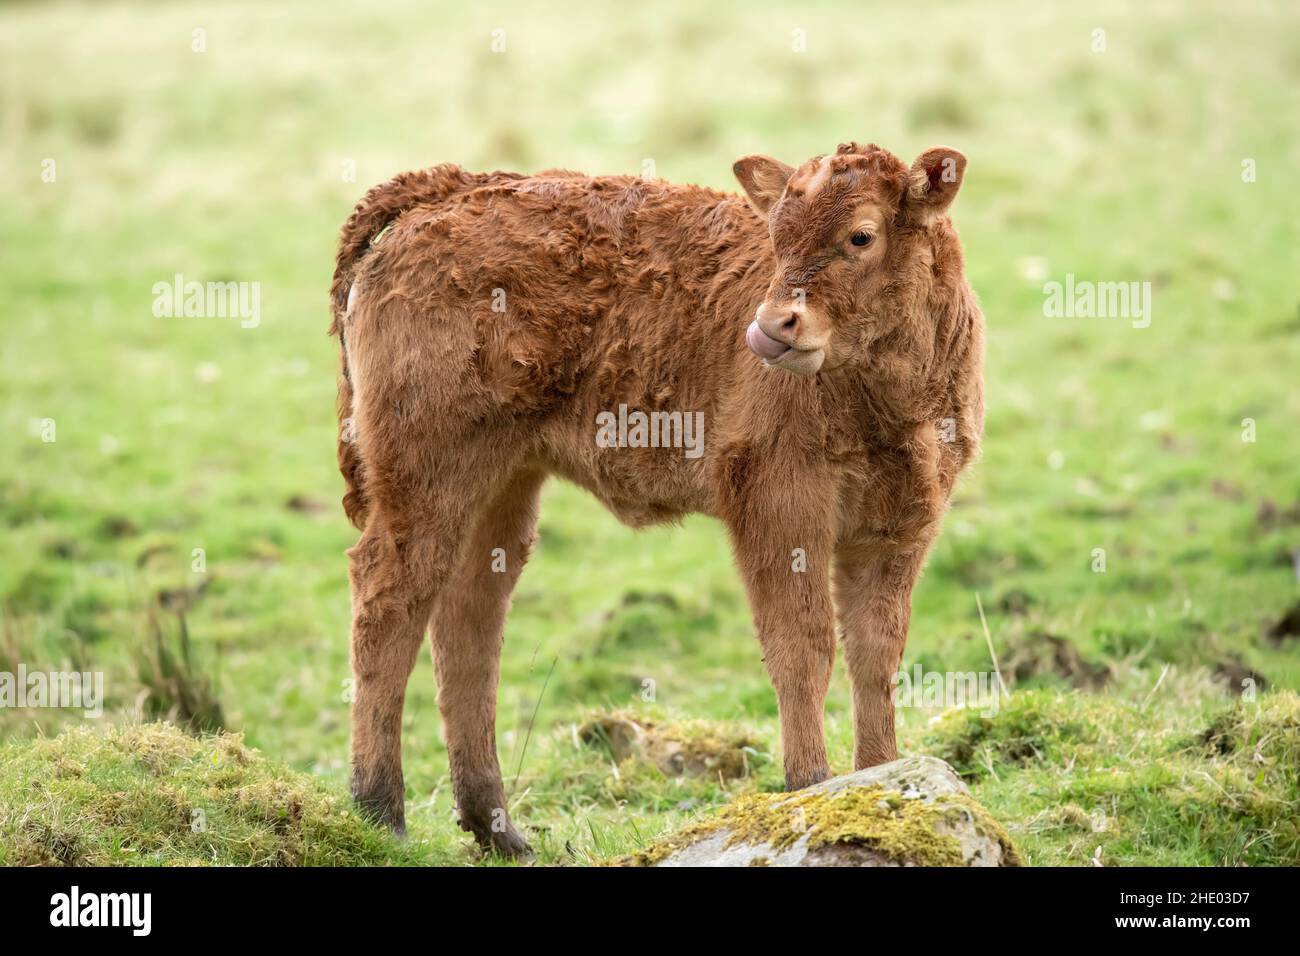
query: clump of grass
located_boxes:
[923,689,1100,779]
[134,610,224,733]
[1201,692,1300,776]
[0,722,430,866]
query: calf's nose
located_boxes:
[755,302,803,347]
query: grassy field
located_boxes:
[2,0,1299,866]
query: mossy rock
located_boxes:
[621,756,1021,867]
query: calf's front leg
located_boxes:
[832,546,927,769]
[728,512,836,791]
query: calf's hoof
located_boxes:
[784,766,830,792]
[351,776,407,835]
[460,816,534,861]
[853,746,900,772]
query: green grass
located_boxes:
[925,688,1300,866]
[2,0,1299,865]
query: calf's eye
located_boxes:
[851,231,873,247]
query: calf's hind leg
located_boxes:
[349,518,445,832]
[348,473,495,834]
[430,469,543,858]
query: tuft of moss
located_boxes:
[0,722,428,866]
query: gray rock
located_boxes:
[632,755,1021,867]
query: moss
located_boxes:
[624,784,1022,867]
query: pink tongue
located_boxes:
[746,320,791,360]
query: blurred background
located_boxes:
[1,0,1298,865]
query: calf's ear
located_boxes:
[902,146,967,224]
[733,155,795,216]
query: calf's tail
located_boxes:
[328,164,518,529]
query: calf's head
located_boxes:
[734,141,967,376]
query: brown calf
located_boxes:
[329,142,984,857]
